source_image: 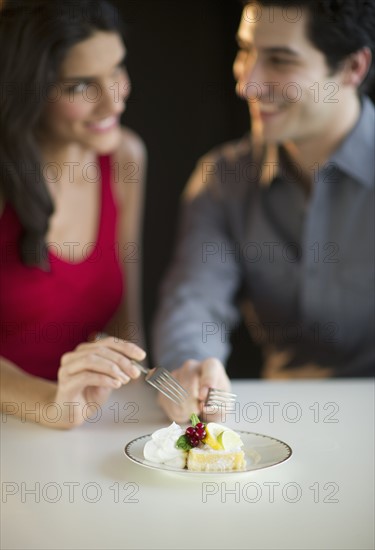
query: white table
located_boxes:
[1,378,374,550]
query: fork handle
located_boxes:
[130,359,149,375]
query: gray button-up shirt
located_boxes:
[153,96,374,377]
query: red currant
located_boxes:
[186,427,196,437]
[195,428,206,440]
[189,437,199,447]
[196,423,205,430]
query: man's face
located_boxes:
[234,4,347,145]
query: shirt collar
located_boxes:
[329,95,375,188]
[257,96,374,190]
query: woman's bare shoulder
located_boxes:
[111,127,147,205]
[114,126,147,166]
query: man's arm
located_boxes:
[152,155,243,371]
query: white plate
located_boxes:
[124,431,292,475]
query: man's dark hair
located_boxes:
[241,0,375,91]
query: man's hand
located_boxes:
[157,357,231,423]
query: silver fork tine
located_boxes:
[146,369,188,405]
[205,387,238,408]
[92,334,188,406]
[155,370,188,401]
[146,379,183,406]
[130,360,188,405]
[207,388,237,401]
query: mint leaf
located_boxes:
[176,435,192,451]
[190,413,201,427]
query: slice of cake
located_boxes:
[187,448,246,472]
[184,419,246,472]
[143,414,246,472]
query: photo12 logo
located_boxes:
[204,400,340,424]
[201,481,340,504]
[2,481,140,504]
[1,400,140,425]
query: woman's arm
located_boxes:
[106,127,147,351]
[1,356,56,425]
[0,336,146,429]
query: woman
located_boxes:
[0,0,147,428]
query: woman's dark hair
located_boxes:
[0,0,124,267]
[241,0,375,91]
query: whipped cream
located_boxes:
[143,422,187,468]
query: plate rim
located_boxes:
[124,430,292,475]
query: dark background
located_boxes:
[110,0,374,376]
[110,0,260,376]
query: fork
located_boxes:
[93,332,188,406]
[204,388,238,410]
[130,360,188,406]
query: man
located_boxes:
[153,0,375,421]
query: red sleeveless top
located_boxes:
[0,155,124,380]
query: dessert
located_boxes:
[143,422,188,468]
[143,414,246,472]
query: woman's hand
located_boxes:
[52,336,146,428]
[157,357,231,423]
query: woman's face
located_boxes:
[40,31,130,154]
